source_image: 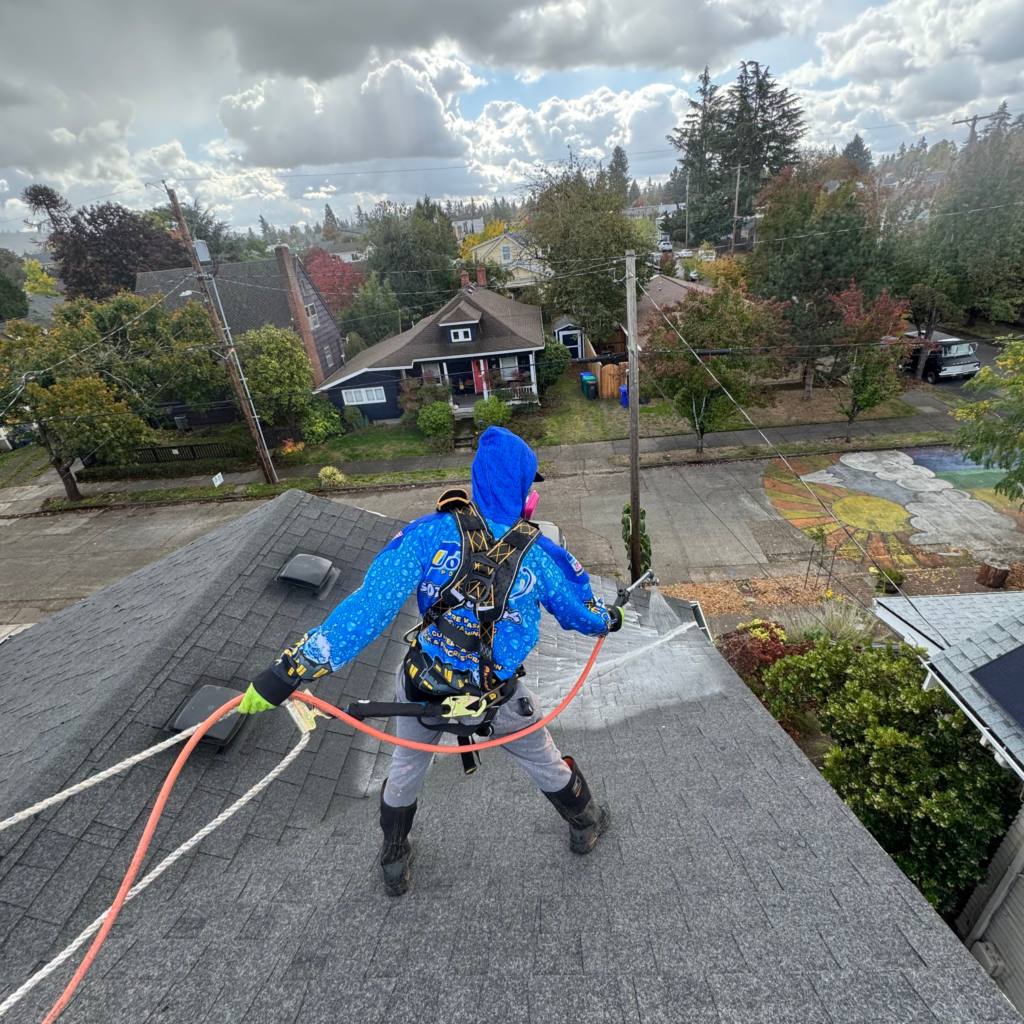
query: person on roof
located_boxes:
[238,426,622,895]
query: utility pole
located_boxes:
[625,250,642,583]
[164,184,278,484]
[731,164,744,254]
[952,110,1001,146]
[684,170,690,248]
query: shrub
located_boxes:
[536,337,572,395]
[318,465,347,489]
[473,396,512,431]
[343,406,367,431]
[874,567,906,593]
[302,400,345,445]
[76,457,255,482]
[621,502,652,576]
[417,400,454,439]
[275,438,307,467]
[399,378,451,427]
[716,620,811,689]
[762,639,1021,914]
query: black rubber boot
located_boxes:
[379,782,417,896]
[543,756,610,855]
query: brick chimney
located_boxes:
[476,266,487,288]
[460,268,470,287]
[274,245,324,387]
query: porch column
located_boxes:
[528,351,538,396]
[480,359,489,400]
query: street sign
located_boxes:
[212,473,224,487]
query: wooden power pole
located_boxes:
[952,111,1002,147]
[684,170,690,248]
[625,250,642,582]
[164,184,277,484]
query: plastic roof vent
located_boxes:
[278,553,339,599]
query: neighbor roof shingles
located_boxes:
[0,490,1015,1023]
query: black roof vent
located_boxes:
[170,684,247,746]
[278,553,339,599]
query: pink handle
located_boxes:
[524,490,539,519]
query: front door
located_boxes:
[472,359,486,394]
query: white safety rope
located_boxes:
[0,716,234,834]
[0,701,315,1018]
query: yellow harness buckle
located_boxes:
[440,694,489,719]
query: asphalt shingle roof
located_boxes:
[0,489,1015,1023]
[317,286,544,388]
[875,593,1024,655]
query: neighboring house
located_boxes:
[601,273,711,354]
[465,230,548,290]
[450,215,484,241]
[626,202,684,221]
[309,240,365,264]
[0,488,1012,1024]
[315,269,544,421]
[877,592,1024,1013]
[136,245,344,386]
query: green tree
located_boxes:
[627,179,640,203]
[150,198,268,263]
[909,128,1024,325]
[763,640,1020,914]
[0,249,26,289]
[25,377,149,502]
[954,338,1024,502]
[362,197,460,320]
[233,325,314,428]
[0,273,28,320]
[344,273,402,345]
[747,152,889,397]
[607,145,631,199]
[841,133,873,173]
[24,259,59,296]
[417,400,455,452]
[527,159,653,341]
[536,337,572,395]
[323,204,340,242]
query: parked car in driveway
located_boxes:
[900,330,981,384]
[678,248,694,258]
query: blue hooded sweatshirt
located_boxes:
[301,426,611,679]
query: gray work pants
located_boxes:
[382,665,572,808]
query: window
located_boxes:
[499,355,519,380]
[501,245,511,263]
[450,327,473,342]
[323,346,334,369]
[421,362,441,380]
[304,302,320,329]
[341,386,386,405]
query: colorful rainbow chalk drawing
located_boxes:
[765,450,1023,568]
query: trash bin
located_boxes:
[584,378,598,400]
[619,384,628,408]
[579,371,595,395]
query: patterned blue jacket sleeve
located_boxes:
[300,516,438,670]
[534,536,612,636]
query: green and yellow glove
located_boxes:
[237,634,331,715]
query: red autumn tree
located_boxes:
[303,247,364,317]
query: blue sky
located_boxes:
[0,0,1021,241]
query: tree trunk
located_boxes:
[54,459,83,502]
[976,561,1011,589]
[845,416,854,443]
[695,429,705,453]
[802,362,815,401]
[914,346,928,379]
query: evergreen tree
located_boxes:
[323,204,340,241]
[259,215,274,243]
[608,145,631,199]
[841,133,873,173]
[984,100,1012,137]
[628,179,641,203]
[0,272,28,320]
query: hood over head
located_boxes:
[471,426,538,525]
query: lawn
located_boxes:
[724,385,918,430]
[0,445,51,489]
[306,425,432,463]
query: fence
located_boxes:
[81,442,240,468]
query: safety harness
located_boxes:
[346,487,541,769]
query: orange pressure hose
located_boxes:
[41,637,604,1021]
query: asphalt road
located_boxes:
[0,462,822,627]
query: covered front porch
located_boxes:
[417,352,540,415]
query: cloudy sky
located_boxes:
[0,0,1021,244]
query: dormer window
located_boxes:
[450,327,473,342]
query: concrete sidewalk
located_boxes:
[0,392,953,516]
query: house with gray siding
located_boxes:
[315,268,544,422]
[136,246,344,386]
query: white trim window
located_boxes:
[304,302,320,329]
[342,386,386,405]
[421,362,441,380]
[323,345,334,369]
[501,245,511,263]
[499,355,519,380]
[450,327,473,342]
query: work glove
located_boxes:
[237,634,331,714]
[607,607,624,633]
